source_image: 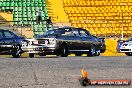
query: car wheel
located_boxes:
[95,49,101,56]
[29,53,34,58]
[55,49,60,56]
[60,44,68,57]
[75,53,82,56]
[56,53,60,56]
[12,45,21,58]
[125,52,132,56]
[87,45,96,57]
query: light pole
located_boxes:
[121,10,124,39]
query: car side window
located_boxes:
[72,28,80,37]
[79,30,89,37]
[4,31,15,38]
[0,32,3,39]
[62,28,73,36]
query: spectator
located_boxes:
[46,17,53,29]
[36,8,42,24]
[46,17,52,25]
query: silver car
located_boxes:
[21,27,106,58]
[117,38,132,56]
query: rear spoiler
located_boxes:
[99,38,105,43]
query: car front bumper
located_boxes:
[117,47,132,53]
[22,46,58,53]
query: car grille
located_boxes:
[38,39,49,44]
[120,49,130,51]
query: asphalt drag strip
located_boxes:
[0,56,131,88]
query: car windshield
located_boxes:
[45,28,73,36]
[35,28,81,38]
[128,38,132,41]
[35,29,66,38]
[45,29,64,36]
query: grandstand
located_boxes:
[0,0,49,36]
[62,0,132,37]
[0,0,131,38]
[0,0,130,56]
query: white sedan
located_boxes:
[117,38,132,56]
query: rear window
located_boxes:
[4,31,15,38]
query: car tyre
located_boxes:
[60,44,68,57]
[87,45,96,57]
[29,53,34,58]
[12,45,21,58]
[125,52,132,56]
[12,53,21,58]
[55,49,60,56]
[56,53,60,56]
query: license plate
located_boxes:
[38,40,49,44]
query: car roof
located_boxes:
[52,26,86,30]
[52,26,74,29]
[0,29,11,32]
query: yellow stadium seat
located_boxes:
[62,0,132,36]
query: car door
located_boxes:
[79,29,93,50]
[69,28,82,51]
[3,30,16,53]
[59,28,81,51]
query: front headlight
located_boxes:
[49,39,56,45]
[32,41,38,45]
